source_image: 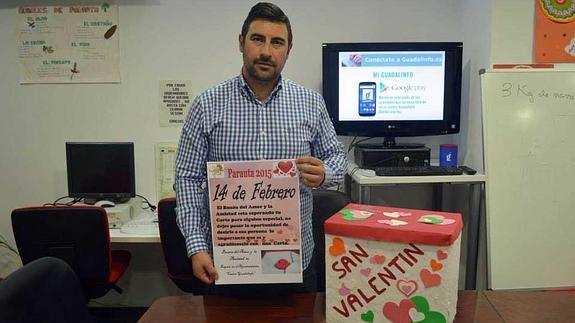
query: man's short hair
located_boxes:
[241,2,292,45]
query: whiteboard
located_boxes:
[481,70,575,289]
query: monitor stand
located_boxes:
[84,197,131,205]
[356,137,425,150]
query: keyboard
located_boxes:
[374,166,464,176]
[120,217,159,235]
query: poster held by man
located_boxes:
[207,159,302,285]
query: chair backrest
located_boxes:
[311,189,351,292]
[11,206,111,283]
[157,198,209,294]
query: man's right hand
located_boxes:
[191,252,219,284]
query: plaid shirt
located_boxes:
[174,75,347,270]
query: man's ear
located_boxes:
[287,42,293,56]
[238,34,244,53]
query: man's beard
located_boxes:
[245,55,278,82]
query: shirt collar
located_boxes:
[238,74,284,103]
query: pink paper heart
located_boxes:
[437,218,456,225]
[360,268,371,276]
[437,249,448,260]
[409,308,425,322]
[384,211,413,218]
[377,219,408,226]
[338,283,351,296]
[350,210,373,219]
[396,280,418,298]
[383,212,401,218]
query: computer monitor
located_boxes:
[322,42,463,148]
[66,142,136,203]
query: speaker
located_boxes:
[354,146,431,168]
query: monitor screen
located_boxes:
[66,142,135,202]
[322,42,462,146]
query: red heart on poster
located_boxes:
[278,161,293,173]
[437,249,448,260]
[382,299,415,323]
[420,269,442,288]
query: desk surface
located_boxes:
[109,228,160,243]
[138,290,575,323]
[348,162,487,185]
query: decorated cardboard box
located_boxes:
[325,203,462,323]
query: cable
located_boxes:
[136,194,157,212]
[44,196,82,207]
[347,136,376,154]
[347,136,358,154]
[0,234,18,255]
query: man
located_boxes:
[175,2,347,292]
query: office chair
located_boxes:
[11,206,131,299]
[157,197,209,295]
[311,189,351,292]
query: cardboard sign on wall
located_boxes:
[534,0,575,63]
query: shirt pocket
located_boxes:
[279,125,312,158]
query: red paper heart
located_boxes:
[382,299,415,323]
[437,249,448,260]
[430,259,443,272]
[328,237,346,256]
[278,161,293,173]
[420,269,442,288]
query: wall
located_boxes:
[0,0,491,304]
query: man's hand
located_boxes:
[191,252,218,284]
[296,156,325,188]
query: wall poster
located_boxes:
[534,0,575,63]
[17,3,120,83]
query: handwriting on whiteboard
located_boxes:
[501,82,575,104]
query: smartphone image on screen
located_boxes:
[358,82,376,116]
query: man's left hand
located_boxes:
[296,156,325,188]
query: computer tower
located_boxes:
[354,146,431,168]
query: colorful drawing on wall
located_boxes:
[534,0,575,62]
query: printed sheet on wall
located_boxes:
[17,4,120,83]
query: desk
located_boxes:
[138,290,575,323]
[108,203,160,243]
[345,162,487,290]
[109,228,160,243]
